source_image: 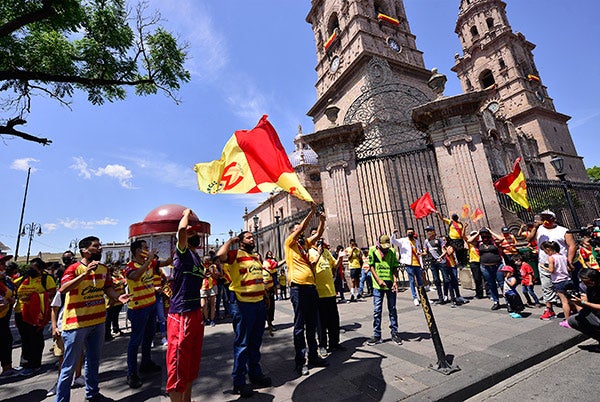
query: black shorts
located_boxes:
[350,268,361,281]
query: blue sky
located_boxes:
[1,0,599,258]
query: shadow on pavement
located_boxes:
[2,389,47,402]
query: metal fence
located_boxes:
[494,176,600,229]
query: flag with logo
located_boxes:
[410,192,437,219]
[461,204,471,219]
[471,208,485,222]
[493,157,530,210]
[194,115,314,202]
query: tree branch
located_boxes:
[0,0,57,37]
[0,118,52,145]
[0,70,153,87]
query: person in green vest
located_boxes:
[366,234,403,346]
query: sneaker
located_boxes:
[350,295,356,302]
[357,293,363,300]
[413,298,420,306]
[456,297,469,304]
[540,309,557,320]
[72,375,86,388]
[161,337,168,346]
[249,374,272,387]
[509,312,523,319]
[210,320,216,327]
[46,382,58,397]
[425,285,431,292]
[366,336,383,346]
[126,374,142,389]
[18,368,34,376]
[233,383,255,398]
[318,347,329,358]
[139,361,161,374]
[85,393,111,402]
[295,364,309,376]
[391,333,403,345]
[451,301,457,308]
[433,299,443,305]
[0,368,17,377]
[559,320,571,328]
[491,302,501,310]
[308,357,329,368]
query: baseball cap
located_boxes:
[500,266,514,273]
[479,227,490,234]
[502,227,510,233]
[539,210,556,218]
[379,235,391,249]
[425,225,435,231]
[469,230,478,236]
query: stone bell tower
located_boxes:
[451,0,588,182]
[303,0,445,247]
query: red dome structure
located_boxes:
[129,204,210,238]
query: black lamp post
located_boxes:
[253,215,259,253]
[215,238,220,248]
[550,155,581,228]
[274,212,282,260]
[21,222,42,263]
[229,229,234,238]
[69,238,79,254]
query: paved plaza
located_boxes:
[0,285,585,402]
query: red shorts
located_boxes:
[166,308,204,393]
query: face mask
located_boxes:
[27,268,40,278]
[408,233,414,239]
[188,235,201,248]
[542,220,554,228]
[62,256,74,265]
[90,252,102,262]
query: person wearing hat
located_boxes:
[500,265,524,318]
[0,253,16,377]
[366,234,402,346]
[526,210,577,320]
[423,226,446,303]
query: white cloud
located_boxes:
[571,110,600,128]
[122,153,197,190]
[58,217,119,230]
[43,223,58,234]
[10,157,39,172]
[70,156,92,179]
[224,77,270,124]
[70,157,135,189]
[95,164,135,189]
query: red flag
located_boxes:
[471,208,484,222]
[461,204,471,219]
[410,192,436,219]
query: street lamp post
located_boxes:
[215,238,220,249]
[229,230,234,239]
[274,212,282,260]
[69,238,79,254]
[550,155,581,228]
[253,215,259,253]
[21,222,42,263]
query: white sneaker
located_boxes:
[425,286,431,292]
[413,298,420,306]
[161,337,168,346]
[72,375,85,388]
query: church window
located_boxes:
[310,173,321,182]
[470,25,479,38]
[479,69,495,89]
[327,13,340,36]
[465,78,473,91]
[499,58,506,70]
[486,18,494,29]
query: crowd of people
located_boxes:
[1,205,600,401]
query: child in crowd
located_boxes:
[440,238,468,307]
[500,266,524,318]
[514,255,542,308]
[278,269,287,300]
[541,241,574,328]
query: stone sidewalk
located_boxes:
[0,286,585,402]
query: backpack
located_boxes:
[19,273,52,328]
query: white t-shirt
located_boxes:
[50,291,63,332]
[536,225,568,265]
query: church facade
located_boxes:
[245,0,595,250]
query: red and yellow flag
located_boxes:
[461,204,471,219]
[471,208,484,222]
[377,13,400,26]
[493,157,530,210]
[194,115,314,202]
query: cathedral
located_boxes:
[244,0,593,252]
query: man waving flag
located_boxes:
[493,157,530,210]
[194,115,314,202]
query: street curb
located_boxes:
[403,324,587,401]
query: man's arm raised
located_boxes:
[290,203,316,242]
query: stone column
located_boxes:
[302,123,366,247]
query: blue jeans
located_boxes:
[127,304,156,375]
[372,287,398,339]
[481,264,500,302]
[405,265,424,299]
[358,270,372,295]
[442,265,460,300]
[290,284,319,366]
[230,299,266,386]
[55,323,104,402]
[429,261,445,300]
[155,294,166,335]
[522,285,540,304]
